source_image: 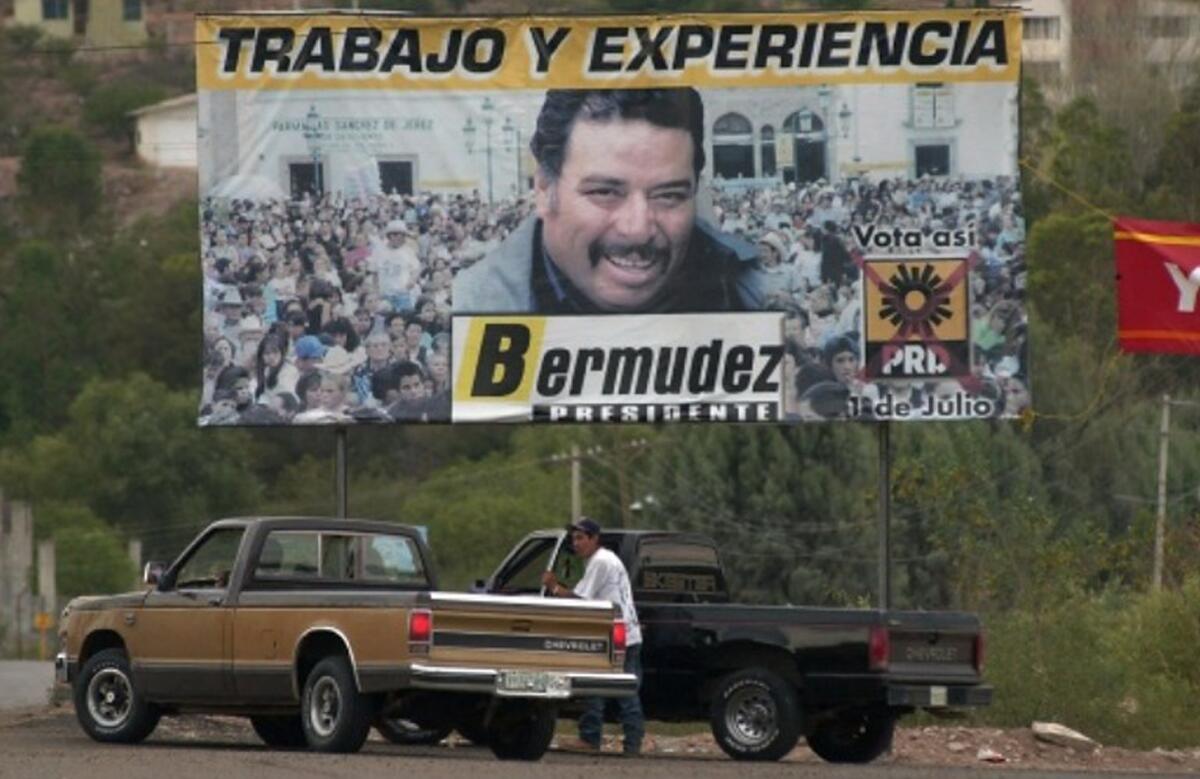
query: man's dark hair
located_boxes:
[530,89,706,181]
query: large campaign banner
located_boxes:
[195,11,1027,425]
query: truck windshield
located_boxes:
[174,528,245,589]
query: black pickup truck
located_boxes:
[480,528,991,764]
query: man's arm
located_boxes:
[540,570,579,598]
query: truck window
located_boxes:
[494,537,558,594]
[255,531,319,579]
[361,534,426,585]
[321,534,358,579]
[174,528,244,589]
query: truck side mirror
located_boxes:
[143,561,165,588]
[471,578,488,593]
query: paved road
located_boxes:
[0,662,53,710]
[1,708,1196,779]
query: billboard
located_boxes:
[195,11,1027,425]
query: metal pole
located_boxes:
[878,421,892,610]
[1154,393,1170,591]
[485,121,495,206]
[336,427,348,519]
[571,444,582,521]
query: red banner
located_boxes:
[1115,217,1200,354]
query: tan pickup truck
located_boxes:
[56,517,635,760]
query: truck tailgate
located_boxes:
[884,611,983,682]
[423,592,619,671]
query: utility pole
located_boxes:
[1154,394,1170,591]
[571,444,582,522]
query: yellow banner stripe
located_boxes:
[196,11,1020,92]
[1114,231,1200,247]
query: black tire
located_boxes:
[73,648,161,744]
[709,668,800,762]
[374,714,452,746]
[806,708,895,764]
[455,714,490,746]
[250,715,307,748]
[299,656,372,753]
[486,701,556,761]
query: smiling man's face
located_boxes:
[536,118,697,312]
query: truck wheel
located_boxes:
[455,713,490,746]
[374,715,452,746]
[300,656,372,753]
[486,701,556,761]
[73,648,161,744]
[250,715,307,748]
[806,708,895,763]
[710,668,800,761]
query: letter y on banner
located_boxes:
[1115,217,1200,354]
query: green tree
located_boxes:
[16,126,102,234]
[35,502,137,600]
[0,374,263,559]
[83,82,168,141]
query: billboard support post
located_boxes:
[878,421,892,611]
[1154,393,1170,591]
[336,427,348,519]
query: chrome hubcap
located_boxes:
[87,668,133,729]
[726,687,777,747]
[309,677,341,737]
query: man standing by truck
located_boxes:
[542,518,645,756]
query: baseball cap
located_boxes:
[294,335,326,360]
[569,517,601,536]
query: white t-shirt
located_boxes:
[574,547,642,646]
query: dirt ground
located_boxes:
[8,704,1195,774]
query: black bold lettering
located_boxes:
[218,28,255,73]
[714,25,753,70]
[462,28,504,73]
[529,26,570,73]
[966,20,1008,66]
[857,21,908,67]
[797,23,818,68]
[471,324,530,397]
[293,27,335,71]
[570,349,606,394]
[950,20,971,66]
[536,348,571,396]
[589,26,626,72]
[721,346,754,393]
[909,21,952,67]
[426,28,463,73]
[380,29,422,73]
[250,27,295,73]
[339,27,381,72]
[654,347,686,394]
[687,340,722,395]
[671,25,714,70]
[753,346,784,393]
[603,348,654,395]
[753,25,796,69]
[817,21,855,68]
[626,26,672,72]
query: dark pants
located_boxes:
[579,643,644,753]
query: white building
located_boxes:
[130,93,199,169]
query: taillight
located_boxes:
[612,619,627,665]
[408,609,432,655]
[973,631,986,674]
[868,625,890,671]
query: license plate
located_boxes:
[929,686,948,707]
[496,670,571,698]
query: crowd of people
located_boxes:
[198,171,1028,425]
[709,174,1029,419]
[199,189,534,425]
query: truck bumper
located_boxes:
[804,674,992,710]
[55,652,72,685]
[408,663,638,699]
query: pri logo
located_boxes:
[862,257,972,380]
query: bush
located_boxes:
[4,24,44,54]
[977,585,1200,750]
[84,82,168,140]
[35,36,76,74]
[17,126,102,232]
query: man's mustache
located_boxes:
[588,239,671,267]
